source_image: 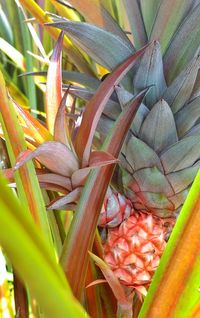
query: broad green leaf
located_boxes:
[46,19,134,71]
[63,0,132,46]
[164,3,200,83]
[0,174,88,318]
[139,99,178,153]
[140,0,161,38]
[122,0,147,49]
[150,0,193,54]
[60,89,148,300]
[134,41,167,108]
[138,170,200,318]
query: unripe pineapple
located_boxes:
[99,187,133,227]
[103,212,167,292]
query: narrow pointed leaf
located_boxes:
[163,55,200,113]
[54,88,70,147]
[60,89,149,299]
[47,188,81,210]
[21,70,100,90]
[14,141,79,177]
[89,252,130,306]
[0,72,52,242]
[63,0,132,46]
[0,174,88,318]
[38,173,72,191]
[74,46,148,166]
[46,31,63,134]
[71,152,118,188]
[140,0,161,37]
[139,99,178,153]
[123,0,147,49]
[164,4,200,83]
[150,0,193,54]
[134,41,167,108]
[46,19,134,71]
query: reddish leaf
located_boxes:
[14,141,79,177]
[13,101,53,145]
[46,31,64,134]
[54,88,70,147]
[72,152,118,188]
[46,188,81,210]
[37,173,72,191]
[74,45,148,166]
[60,89,149,299]
[89,252,132,309]
[89,151,118,167]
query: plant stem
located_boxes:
[13,272,29,318]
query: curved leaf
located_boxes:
[46,19,134,71]
[14,141,79,177]
[60,89,149,299]
[46,31,63,134]
[134,41,167,108]
[150,0,193,54]
[74,46,148,166]
[139,99,178,153]
[161,136,200,173]
[164,3,200,83]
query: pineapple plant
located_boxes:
[41,0,200,296]
[3,1,200,316]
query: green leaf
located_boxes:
[0,173,88,318]
[138,169,200,318]
[46,19,134,71]
[140,0,161,38]
[164,3,200,83]
[62,0,131,46]
[0,71,52,244]
[122,0,147,49]
[134,41,167,108]
[150,0,194,55]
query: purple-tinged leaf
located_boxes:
[61,0,132,47]
[71,151,118,188]
[46,19,134,71]
[60,89,149,299]
[74,46,148,166]
[46,188,81,210]
[46,31,64,134]
[89,252,130,305]
[54,88,70,147]
[38,173,72,191]
[14,141,79,177]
